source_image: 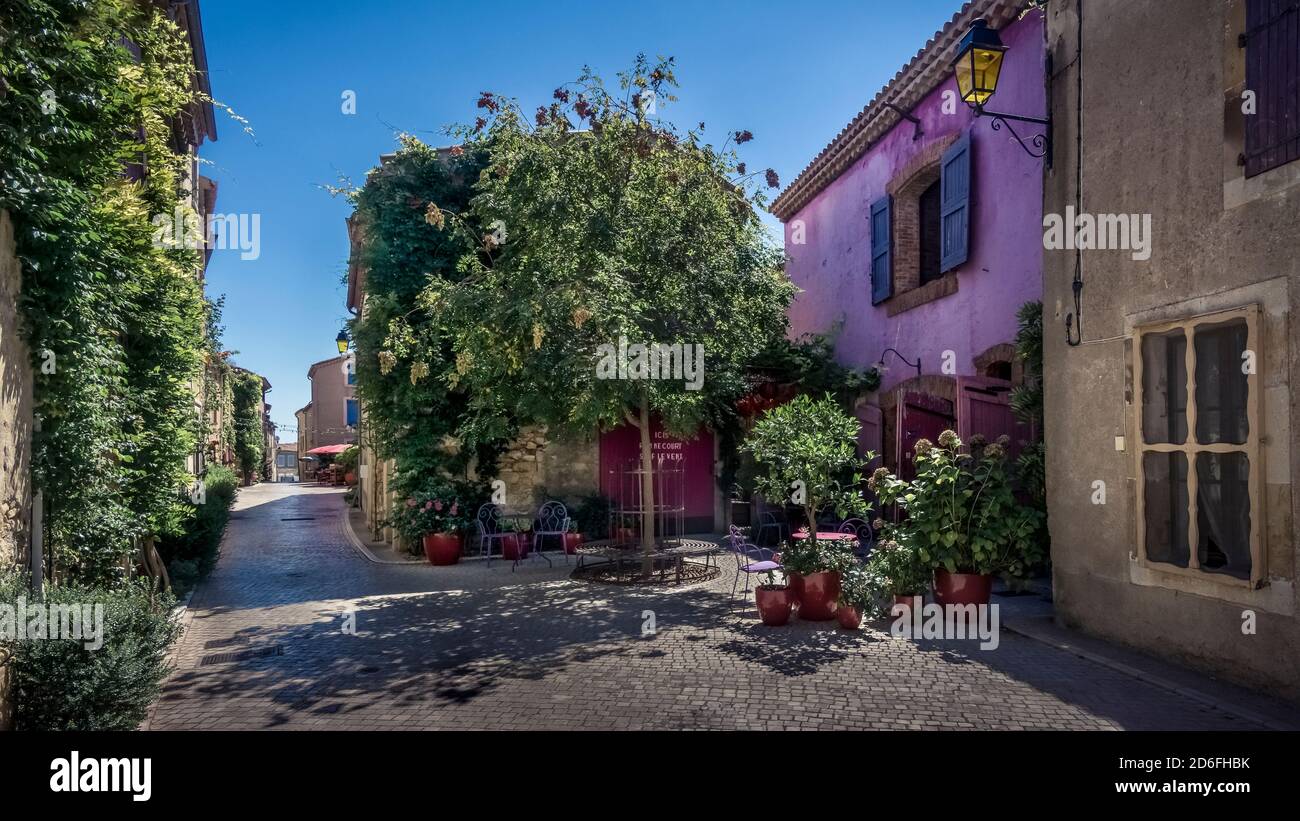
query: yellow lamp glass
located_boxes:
[954,46,1005,106]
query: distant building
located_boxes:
[274,442,299,482]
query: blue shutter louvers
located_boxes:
[870,195,892,304]
[940,131,972,272]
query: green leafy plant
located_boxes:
[573,493,613,539]
[387,478,479,543]
[745,393,872,540]
[0,572,181,730]
[154,465,238,597]
[863,538,931,598]
[870,431,1043,579]
[837,565,878,610]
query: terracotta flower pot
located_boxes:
[563,533,583,555]
[422,532,462,566]
[500,533,529,561]
[797,571,841,621]
[755,585,794,626]
[933,570,993,606]
[836,605,862,630]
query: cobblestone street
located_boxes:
[147,483,1290,731]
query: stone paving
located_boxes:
[148,482,1284,731]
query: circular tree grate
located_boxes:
[570,558,720,587]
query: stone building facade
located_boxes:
[1042,0,1299,700]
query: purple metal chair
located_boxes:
[724,525,783,600]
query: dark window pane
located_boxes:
[1144,451,1189,568]
[1196,452,1252,580]
[1141,330,1187,444]
[1194,318,1250,445]
[918,180,942,284]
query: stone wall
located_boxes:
[0,209,31,730]
[495,425,599,509]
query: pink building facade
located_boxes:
[773,1,1046,472]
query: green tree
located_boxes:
[232,371,264,486]
[441,56,794,567]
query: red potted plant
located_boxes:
[754,570,795,626]
[500,521,529,561]
[869,431,1045,608]
[393,483,468,566]
[563,522,583,555]
[836,567,875,630]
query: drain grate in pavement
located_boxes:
[280,517,316,522]
[199,645,284,666]
[203,635,252,649]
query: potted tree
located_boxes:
[870,431,1043,606]
[745,394,872,621]
[754,569,795,626]
[836,566,876,630]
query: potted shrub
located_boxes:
[870,431,1044,606]
[778,535,855,620]
[390,482,470,566]
[499,520,529,561]
[745,394,872,621]
[563,522,583,555]
[863,537,931,613]
[754,570,795,626]
[836,566,876,629]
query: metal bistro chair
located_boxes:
[529,500,567,566]
[475,503,512,567]
[724,525,783,603]
[838,517,876,561]
[754,507,790,548]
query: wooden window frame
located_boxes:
[1133,304,1264,588]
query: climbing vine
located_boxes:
[232,370,264,485]
[339,136,507,502]
[0,0,211,585]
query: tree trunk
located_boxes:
[638,396,655,576]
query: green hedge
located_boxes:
[155,465,238,596]
[0,573,181,731]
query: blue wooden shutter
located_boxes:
[870,196,892,304]
[1243,0,1300,177]
[940,132,972,272]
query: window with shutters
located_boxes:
[1133,305,1264,586]
[876,131,972,316]
[1242,0,1300,178]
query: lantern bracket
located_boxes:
[974,105,1051,161]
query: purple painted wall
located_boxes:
[783,10,1045,396]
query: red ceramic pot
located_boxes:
[755,585,794,626]
[563,533,583,555]
[836,605,862,630]
[501,533,529,560]
[797,571,841,621]
[933,570,993,606]
[422,532,462,566]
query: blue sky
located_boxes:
[198,0,965,435]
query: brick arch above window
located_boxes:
[972,342,1023,383]
[882,133,962,316]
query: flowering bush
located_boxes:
[869,431,1043,579]
[863,538,931,598]
[389,479,472,541]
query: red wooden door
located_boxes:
[895,392,955,481]
[599,420,715,534]
[855,404,883,470]
[955,376,1031,460]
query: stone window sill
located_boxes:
[886,274,957,317]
